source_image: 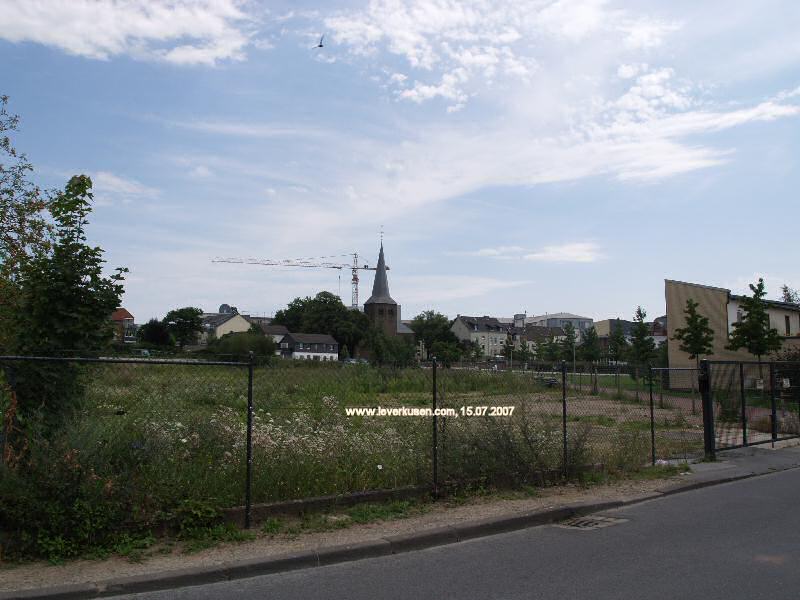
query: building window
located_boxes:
[786,315,791,336]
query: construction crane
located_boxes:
[211,253,388,309]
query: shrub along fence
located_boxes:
[1,355,702,560]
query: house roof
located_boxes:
[111,308,134,321]
[365,243,396,305]
[259,324,289,336]
[454,315,508,333]
[202,313,237,329]
[397,322,414,334]
[286,333,339,344]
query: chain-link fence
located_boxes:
[1,355,710,547]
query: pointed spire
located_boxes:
[365,242,396,305]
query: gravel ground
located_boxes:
[0,474,684,594]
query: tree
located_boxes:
[629,306,656,370]
[430,340,461,367]
[273,291,370,358]
[560,322,577,364]
[780,284,799,305]
[409,311,458,360]
[579,326,601,363]
[517,340,532,365]
[0,95,53,351]
[542,336,561,362]
[248,322,263,335]
[137,318,172,347]
[367,329,415,367]
[209,331,276,360]
[164,307,203,348]
[672,298,714,369]
[6,175,126,425]
[727,278,782,371]
[608,319,628,363]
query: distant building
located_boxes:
[199,312,251,344]
[363,243,414,338]
[665,279,800,368]
[451,315,509,358]
[111,308,137,343]
[278,333,339,361]
[528,312,593,332]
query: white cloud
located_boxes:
[325,0,680,110]
[0,0,255,66]
[523,242,603,263]
[92,171,158,206]
[454,243,603,263]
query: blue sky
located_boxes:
[2,0,799,323]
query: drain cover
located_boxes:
[555,515,628,530]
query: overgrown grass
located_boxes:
[0,362,702,562]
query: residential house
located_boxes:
[595,317,668,355]
[199,312,252,344]
[451,315,510,358]
[665,279,800,369]
[278,333,339,361]
[111,308,137,343]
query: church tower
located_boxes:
[364,243,399,336]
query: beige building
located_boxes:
[199,312,252,344]
[665,279,800,369]
[451,316,510,358]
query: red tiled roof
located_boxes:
[111,308,134,321]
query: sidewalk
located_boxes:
[4,442,800,600]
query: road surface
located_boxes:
[121,467,800,600]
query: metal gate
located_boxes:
[699,360,800,458]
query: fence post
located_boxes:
[699,359,715,461]
[616,364,621,398]
[432,356,439,498]
[739,362,748,447]
[245,351,254,529]
[770,362,777,446]
[649,365,656,466]
[561,360,567,475]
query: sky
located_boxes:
[2,0,799,323]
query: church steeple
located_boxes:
[365,243,396,305]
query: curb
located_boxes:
[4,464,800,600]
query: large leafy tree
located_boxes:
[672,298,714,369]
[272,291,371,357]
[410,310,458,360]
[137,318,173,347]
[164,307,203,348]
[6,175,126,426]
[0,95,53,351]
[367,328,415,367]
[727,278,781,370]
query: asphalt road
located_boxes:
[121,468,800,600]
